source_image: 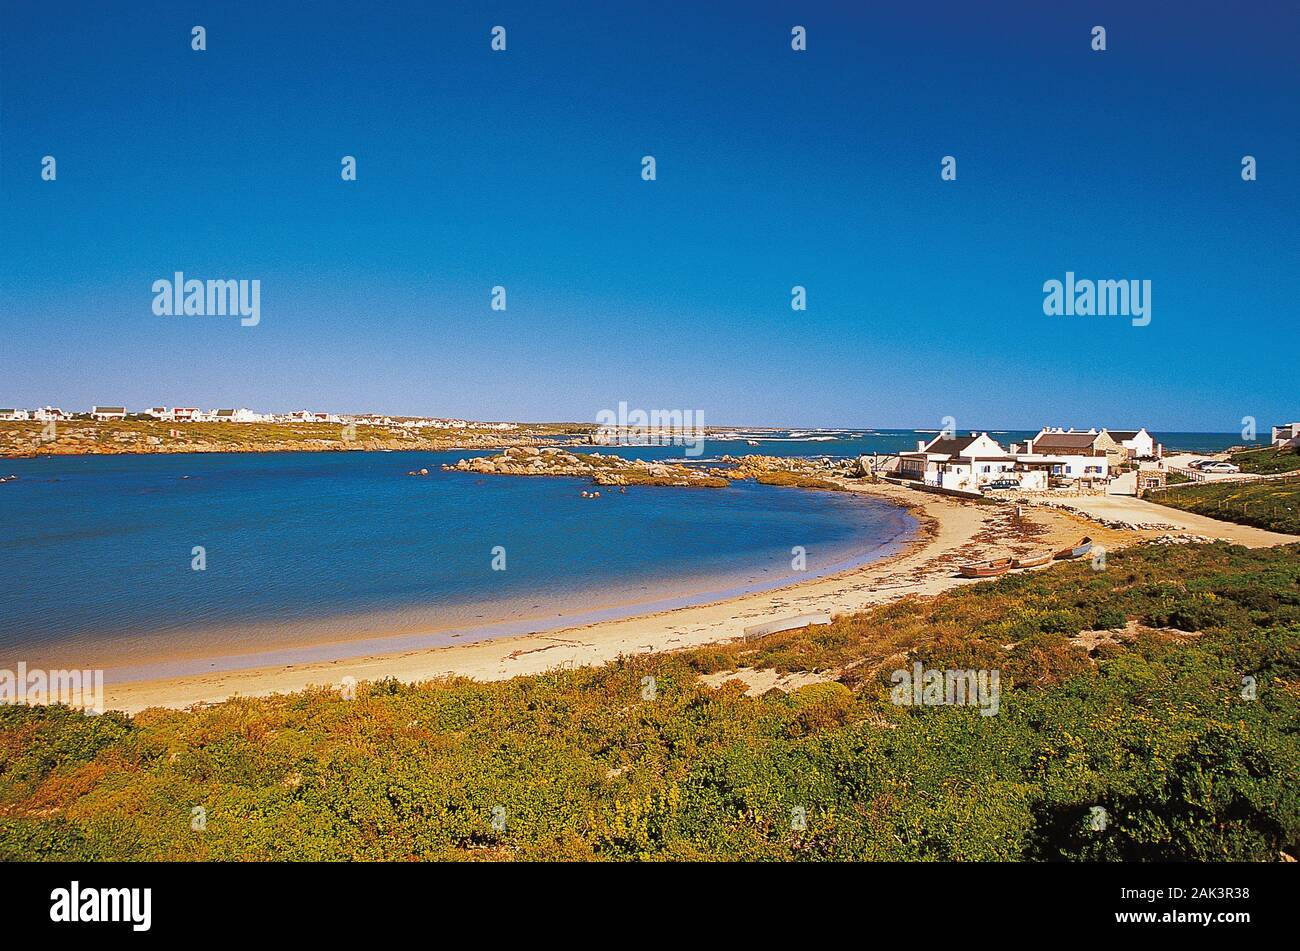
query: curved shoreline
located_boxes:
[88,493,917,684]
[98,481,1130,714]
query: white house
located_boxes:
[230,408,269,423]
[33,407,66,421]
[147,407,175,421]
[897,432,1015,491]
[0,408,31,421]
[1013,452,1109,486]
[1272,422,1300,448]
[172,407,199,422]
[1106,428,1157,459]
[91,406,127,420]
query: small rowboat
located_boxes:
[1053,536,1093,560]
[1012,550,1053,569]
[959,558,1013,578]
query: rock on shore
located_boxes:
[442,447,731,487]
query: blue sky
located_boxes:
[1,0,1296,430]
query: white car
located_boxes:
[1200,462,1241,473]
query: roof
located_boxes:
[1032,432,1104,450]
[1107,430,1142,440]
[922,435,981,455]
[93,406,126,413]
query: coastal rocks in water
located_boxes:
[442,449,730,487]
[721,454,854,490]
[406,468,430,476]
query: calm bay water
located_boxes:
[0,449,916,678]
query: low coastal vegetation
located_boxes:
[1,542,1296,861]
[442,449,858,489]
[1153,477,1300,536]
[751,471,846,490]
[442,448,731,487]
[1231,445,1300,476]
[0,420,577,458]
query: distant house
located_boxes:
[898,432,1015,491]
[91,406,128,420]
[1135,461,1167,496]
[231,408,268,423]
[172,407,198,422]
[147,407,175,421]
[33,407,66,421]
[1272,423,1300,448]
[1106,428,1157,459]
[0,408,31,421]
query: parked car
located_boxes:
[1200,462,1241,473]
[985,479,1020,490]
[1188,459,1209,469]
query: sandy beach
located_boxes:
[95,478,1299,715]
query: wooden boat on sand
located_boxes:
[959,557,1013,578]
[1012,550,1053,569]
[1052,536,1093,560]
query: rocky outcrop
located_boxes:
[442,447,731,487]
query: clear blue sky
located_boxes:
[1,0,1296,431]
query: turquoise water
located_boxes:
[0,450,916,678]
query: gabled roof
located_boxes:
[922,435,981,456]
[1032,432,1104,450]
[93,406,126,413]
[1107,429,1144,440]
